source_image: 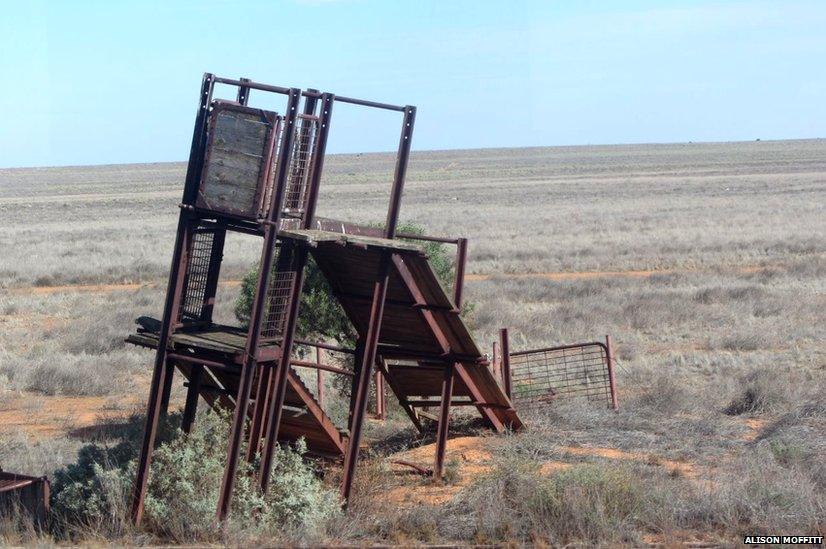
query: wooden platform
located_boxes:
[126,328,346,457]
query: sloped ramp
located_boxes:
[279,229,523,432]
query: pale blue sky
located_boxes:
[1,0,824,168]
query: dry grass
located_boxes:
[0,140,824,544]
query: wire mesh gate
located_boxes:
[497,330,618,411]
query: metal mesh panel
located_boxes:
[179,227,217,322]
[510,344,612,409]
[283,115,318,215]
[261,247,296,339]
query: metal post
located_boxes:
[434,363,455,478]
[384,106,416,239]
[245,362,273,463]
[499,328,512,399]
[453,238,467,310]
[492,341,500,379]
[216,88,302,522]
[316,347,325,408]
[258,93,334,492]
[374,369,386,420]
[159,357,175,417]
[131,72,214,526]
[236,77,251,106]
[340,255,391,503]
[181,364,203,433]
[606,335,619,411]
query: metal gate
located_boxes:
[495,330,618,411]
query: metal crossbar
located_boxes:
[179,227,217,322]
[509,343,614,409]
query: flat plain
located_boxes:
[1,139,824,544]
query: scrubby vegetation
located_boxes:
[35,411,340,545]
[1,142,824,545]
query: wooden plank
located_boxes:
[198,108,270,217]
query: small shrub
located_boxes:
[49,410,340,543]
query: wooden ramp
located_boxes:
[280,229,524,432]
[126,330,347,458]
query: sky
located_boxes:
[0,0,824,168]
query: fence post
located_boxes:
[491,341,499,380]
[499,328,512,399]
[605,335,619,411]
[316,347,325,408]
[453,238,468,310]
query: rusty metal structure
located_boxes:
[126,74,522,524]
[0,470,50,527]
[495,329,619,411]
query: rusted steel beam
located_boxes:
[334,95,404,111]
[316,347,325,408]
[216,87,302,522]
[213,76,290,95]
[606,335,619,411]
[454,363,506,433]
[453,238,467,310]
[291,358,353,377]
[340,255,391,503]
[236,77,251,106]
[159,357,175,417]
[499,328,512,399]
[389,255,503,430]
[131,72,214,526]
[384,106,416,239]
[374,369,386,420]
[181,364,203,434]
[491,341,500,381]
[434,363,455,479]
[245,362,273,463]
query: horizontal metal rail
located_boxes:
[212,76,405,112]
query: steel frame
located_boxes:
[130,73,418,524]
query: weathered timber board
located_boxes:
[198,108,272,218]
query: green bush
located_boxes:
[50,411,340,543]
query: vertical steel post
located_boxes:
[158,357,176,417]
[434,363,455,478]
[216,88,302,522]
[258,92,334,492]
[181,363,203,434]
[340,255,391,503]
[453,238,467,310]
[236,77,251,105]
[316,347,325,408]
[492,341,500,380]
[245,362,273,463]
[131,72,214,525]
[384,106,416,239]
[499,328,512,399]
[606,335,619,411]
[374,369,386,420]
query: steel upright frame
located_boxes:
[130,73,419,524]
